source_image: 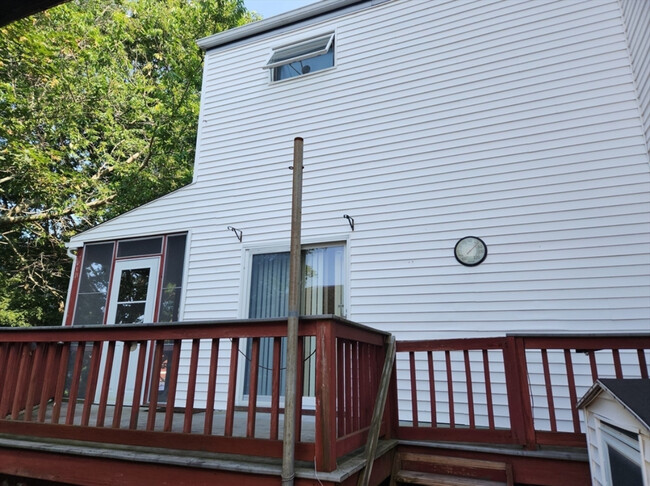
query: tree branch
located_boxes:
[0,195,116,226]
[92,152,141,180]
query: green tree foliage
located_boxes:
[0,0,254,326]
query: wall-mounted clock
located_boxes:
[454,236,487,267]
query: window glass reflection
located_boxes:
[117,268,151,302]
[274,48,333,81]
[115,303,147,324]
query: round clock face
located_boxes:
[454,236,487,267]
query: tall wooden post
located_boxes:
[282,137,304,485]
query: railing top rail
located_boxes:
[395,334,650,353]
[508,334,650,350]
[0,319,295,343]
[507,332,650,338]
[328,315,391,337]
[396,337,507,352]
[0,315,389,344]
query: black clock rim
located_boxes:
[454,236,487,267]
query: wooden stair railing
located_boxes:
[390,452,514,486]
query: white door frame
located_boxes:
[106,257,161,325]
[100,257,161,406]
[236,238,350,408]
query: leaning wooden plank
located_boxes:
[357,335,396,486]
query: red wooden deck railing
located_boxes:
[0,316,390,472]
[395,334,650,449]
[2,323,648,476]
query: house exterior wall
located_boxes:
[69,0,650,337]
[66,0,650,414]
[619,0,650,151]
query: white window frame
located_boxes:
[264,33,334,69]
[263,32,335,82]
[235,236,350,408]
[598,420,644,486]
[238,235,350,320]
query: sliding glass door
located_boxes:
[245,244,345,398]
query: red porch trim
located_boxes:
[64,246,84,326]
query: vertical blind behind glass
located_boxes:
[245,245,344,397]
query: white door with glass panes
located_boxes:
[101,257,160,405]
[107,258,160,325]
[244,244,345,402]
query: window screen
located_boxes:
[117,237,162,257]
[73,242,114,325]
[157,234,187,322]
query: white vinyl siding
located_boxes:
[67,0,650,410]
[619,0,650,150]
[69,0,650,335]
[195,0,649,335]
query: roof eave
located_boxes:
[196,0,367,51]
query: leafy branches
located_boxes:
[0,0,252,326]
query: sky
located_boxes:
[244,0,321,19]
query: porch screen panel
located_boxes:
[73,242,114,325]
[117,237,162,258]
[157,234,187,322]
[154,234,187,402]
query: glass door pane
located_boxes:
[245,245,345,398]
[114,267,151,323]
[303,245,345,316]
[246,252,289,397]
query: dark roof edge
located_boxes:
[577,379,650,430]
[197,0,369,51]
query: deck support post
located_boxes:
[504,336,537,449]
[282,137,304,485]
